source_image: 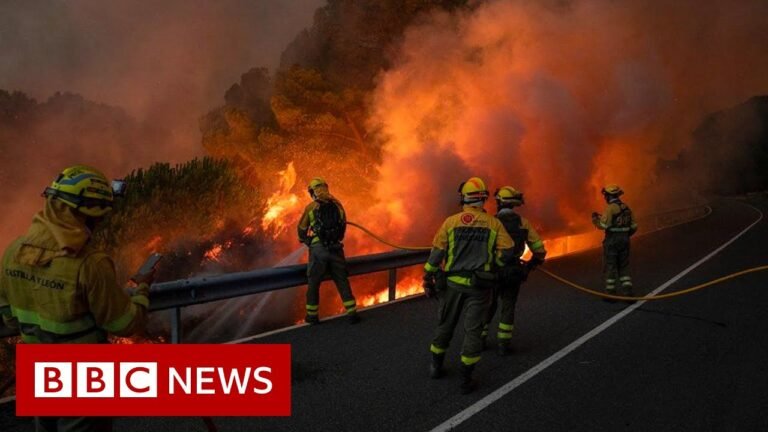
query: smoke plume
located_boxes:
[0,0,322,250]
[369,0,768,240]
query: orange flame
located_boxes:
[204,244,224,262]
[203,240,233,263]
[145,235,163,253]
[261,162,302,238]
[358,277,424,308]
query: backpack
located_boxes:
[613,202,634,229]
[313,200,346,246]
[497,211,527,258]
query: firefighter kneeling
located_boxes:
[422,177,514,394]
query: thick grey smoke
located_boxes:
[0,0,323,250]
[1,0,323,127]
[369,0,768,239]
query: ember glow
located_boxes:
[261,162,302,238]
[145,235,164,254]
[357,277,424,309]
[203,240,233,263]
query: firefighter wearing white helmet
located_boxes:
[0,165,151,432]
[422,177,514,394]
[297,177,359,325]
[592,184,638,300]
[482,186,547,356]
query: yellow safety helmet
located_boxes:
[307,177,328,197]
[601,184,624,196]
[458,177,489,204]
[495,186,524,206]
[43,165,115,217]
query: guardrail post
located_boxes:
[170,307,182,344]
[388,268,397,302]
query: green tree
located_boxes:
[95,157,263,280]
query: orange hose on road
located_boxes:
[538,265,768,301]
[347,220,768,302]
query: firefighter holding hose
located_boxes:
[592,184,638,300]
[482,186,547,356]
[298,177,359,325]
[0,165,152,431]
[422,177,514,394]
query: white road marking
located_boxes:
[430,203,763,432]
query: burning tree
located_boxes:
[200,1,473,217]
[94,157,265,281]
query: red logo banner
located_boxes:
[15,344,291,417]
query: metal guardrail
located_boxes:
[150,249,430,342]
[0,205,709,344]
[150,204,711,343]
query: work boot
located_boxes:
[459,364,477,394]
[348,312,361,324]
[497,343,512,357]
[429,353,445,379]
[305,315,319,326]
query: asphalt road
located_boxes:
[2,196,767,432]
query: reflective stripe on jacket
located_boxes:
[424,206,514,286]
[594,200,638,233]
[0,210,149,343]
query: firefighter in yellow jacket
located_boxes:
[298,178,358,325]
[0,165,151,432]
[592,184,638,299]
[423,177,514,394]
[483,186,547,356]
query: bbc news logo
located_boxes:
[16,344,290,416]
[35,362,159,398]
[34,362,274,398]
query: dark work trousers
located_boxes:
[485,274,524,345]
[603,232,632,293]
[430,282,493,366]
[306,243,357,316]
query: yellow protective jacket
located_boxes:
[0,199,149,343]
[424,206,515,287]
[297,189,346,246]
[593,199,638,234]
[496,208,547,261]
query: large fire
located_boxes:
[83,0,768,342]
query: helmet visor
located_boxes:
[111,180,128,197]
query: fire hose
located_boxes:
[346,221,768,302]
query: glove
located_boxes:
[423,273,437,298]
[129,268,155,286]
[125,281,150,301]
[524,257,544,280]
[526,257,543,272]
